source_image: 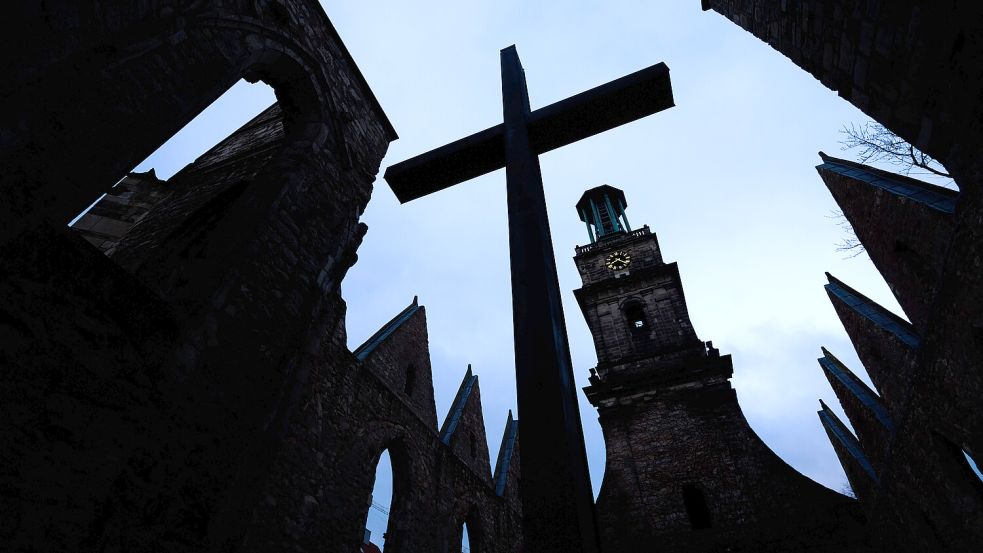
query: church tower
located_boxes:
[574,185,866,552]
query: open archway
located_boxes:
[360,440,413,552]
[460,520,472,553]
[364,450,393,550]
[451,506,483,553]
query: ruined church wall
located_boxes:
[820,166,983,551]
[700,3,983,549]
[1,0,394,241]
[0,226,184,552]
[0,2,397,551]
[242,306,523,553]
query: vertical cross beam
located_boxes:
[499,46,601,553]
[384,46,674,551]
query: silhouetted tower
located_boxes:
[573,185,862,552]
[574,185,706,381]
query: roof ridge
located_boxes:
[818,400,879,482]
[819,347,894,432]
[817,151,957,213]
[438,365,477,444]
[493,410,519,496]
[824,273,921,348]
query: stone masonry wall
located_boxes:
[0,2,399,551]
[818,160,983,551]
[241,305,523,553]
[70,169,171,257]
[700,4,983,549]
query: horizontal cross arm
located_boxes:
[527,62,673,155]
[384,61,673,204]
[384,123,505,203]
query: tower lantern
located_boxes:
[576,184,631,243]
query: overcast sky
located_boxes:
[128,1,954,548]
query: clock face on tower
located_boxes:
[605,250,632,271]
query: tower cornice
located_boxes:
[584,354,734,409]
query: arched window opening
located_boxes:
[682,484,712,530]
[404,364,416,397]
[365,450,394,551]
[68,79,276,253]
[624,302,647,331]
[469,432,478,459]
[459,519,475,553]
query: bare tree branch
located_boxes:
[840,122,951,179]
[832,122,955,258]
[827,210,866,259]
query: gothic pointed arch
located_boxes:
[340,425,420,553]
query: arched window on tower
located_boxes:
[682,484,712,530]
[624,302,647,331]
[404,364,416,397]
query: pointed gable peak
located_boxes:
[353,297,424,361]
[439,365,479,445]
[439,365,493,480]
[493,410,520,497]
[824,273,921,349]
[818,347,894,431]
[816,151,957,214]
[818,400,878,483]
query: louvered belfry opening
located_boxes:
[576,184,631,243]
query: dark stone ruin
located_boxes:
[2,1,982,552]
[1,3,519,551]
[700,2,983,551]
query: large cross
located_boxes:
[385,46,673,552]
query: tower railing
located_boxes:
[574,226,650,255]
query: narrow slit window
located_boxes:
[682,484,712,530]
[404,364,416,397]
